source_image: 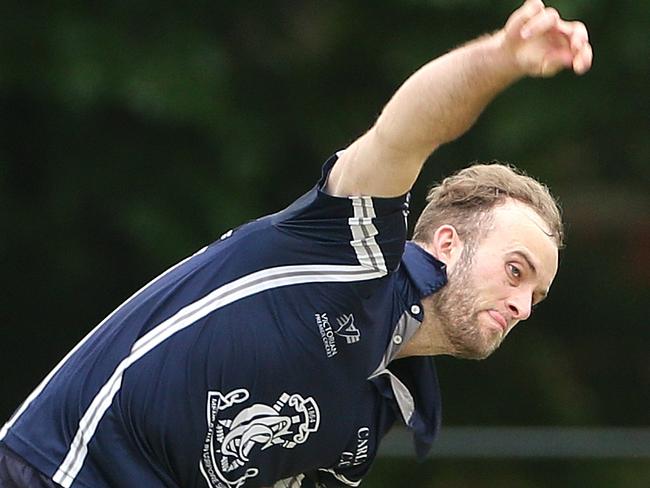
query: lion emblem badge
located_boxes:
[199,389,320,488]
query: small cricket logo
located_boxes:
[334,314,360,344]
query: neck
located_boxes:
[395,303,452,358]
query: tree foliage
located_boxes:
[1,1,648,485]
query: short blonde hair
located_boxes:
[412,163,564,248]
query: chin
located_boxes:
[453,324,502,360]
[453,346,495,361]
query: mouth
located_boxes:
[486,310,508,333]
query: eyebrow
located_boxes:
[509,250,537,275]
[508,250,549,304]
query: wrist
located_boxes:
[481,29,526,82]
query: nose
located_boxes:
[506,290,532,321]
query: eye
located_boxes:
[507,263,522,280]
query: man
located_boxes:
[0,1,592,487]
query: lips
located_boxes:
[487,310,508,332]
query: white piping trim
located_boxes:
[387,370,415,424]
[52,264,384,487]
[46,192,391,486]
[367,311,420,426]
[349,196,387,274]
[0,246,208,442]
[319,468,361,487]
[368,366,415,426]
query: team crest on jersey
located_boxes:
[199,388,320,488]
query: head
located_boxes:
[413,163,563,360]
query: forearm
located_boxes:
[372,30,522,160]
[328,2,591,198]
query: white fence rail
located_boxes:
[379,427,650,458]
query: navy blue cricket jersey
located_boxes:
[1,153,448,488]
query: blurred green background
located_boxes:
[1,0,648,486]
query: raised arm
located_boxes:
[325,0,592,197]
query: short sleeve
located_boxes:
[272,153,410,275]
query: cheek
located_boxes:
[470,267,510,303]
[469,255,502,282]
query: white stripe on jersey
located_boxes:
[46,193,392,487]
[349,196,388,273]
[0,246,208,443]
[53,264,385,487]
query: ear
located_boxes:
[426,225,464,268]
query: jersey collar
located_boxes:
[367,242,449,459]
[401,241,448,298]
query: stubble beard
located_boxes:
[429,246,503,360]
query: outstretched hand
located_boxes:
[502,0,593,77]
[328,0,593,198]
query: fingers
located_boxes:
[505,0,545,38]
[557,20,593,74]
[573,42,593,74]
[513,4,594,76]
[557,20,589,52]
[521,7,560,39]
